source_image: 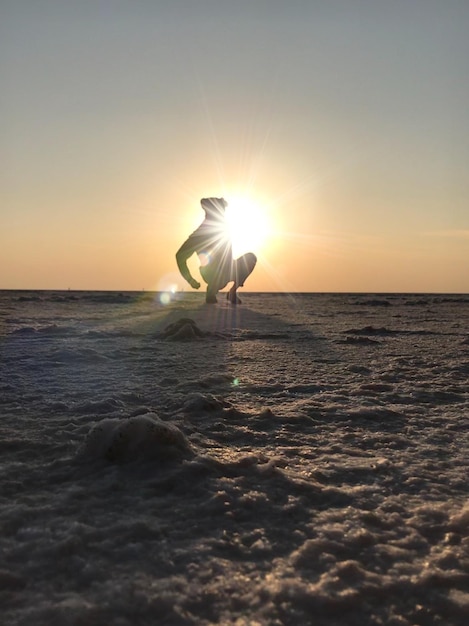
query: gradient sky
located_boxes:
[2,1,468,293]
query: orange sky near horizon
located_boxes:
[1,1,468,293]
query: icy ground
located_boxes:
[0,291,468,625]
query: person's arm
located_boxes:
[176,238,201,289]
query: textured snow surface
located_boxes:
[0,291,468,625]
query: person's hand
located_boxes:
[189,278,201,289]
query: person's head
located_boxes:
[201,197,227,217]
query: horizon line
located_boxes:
[1,289,468,296]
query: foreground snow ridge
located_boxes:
[78,414,192,463]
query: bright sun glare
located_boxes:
[225,194,272,258]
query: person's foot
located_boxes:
[227,290,242,305]
[206,287,217,304]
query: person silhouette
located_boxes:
[176,197,257,304]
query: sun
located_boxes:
[225,194,272,258]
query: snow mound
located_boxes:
[162,318,204,341]
[78,414,192,463]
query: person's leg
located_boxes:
[199,266,213,303]
[205,284,218,303]
[200,263,230,304]
[228,253,257,304]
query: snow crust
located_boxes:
[0,291,468,625]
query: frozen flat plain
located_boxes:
[0,290,468,625]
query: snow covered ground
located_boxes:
[0,291,468,625]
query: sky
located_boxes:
[1,0,468,293]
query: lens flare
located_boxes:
[157,273,185,305]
